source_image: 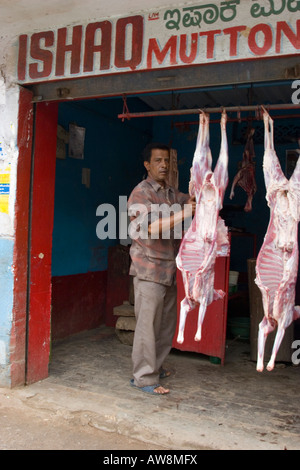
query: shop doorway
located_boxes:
[23,80,300,384]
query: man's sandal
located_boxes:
[130,379,169,395]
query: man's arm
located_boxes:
[148,197,196,236]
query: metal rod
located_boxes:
[118,103,300,120]
[174,113,300,126]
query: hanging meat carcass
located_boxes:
[255,109,300,372]
[176,110,230,344]
[229,126,257,212]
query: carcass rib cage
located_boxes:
[255,109,300,372]
[176,110,230,344]
[174,108,300,362]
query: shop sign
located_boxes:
[17,0,300,84]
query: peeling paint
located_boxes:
[0,340,6,365]
[0,238,14,377]
[0,83,19,238]
[0,75,5,105]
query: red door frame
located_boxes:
[26,101,58,384]
[19,99,58,385]
[12,90,58,386]
[11,87,34,387]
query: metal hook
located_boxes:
[122,95,130,122]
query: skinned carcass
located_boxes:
[176,110,230,344]
[255,109,300,372]
[229,126,257,212]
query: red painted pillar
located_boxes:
[11,87,34,387]
[26,101,58,384]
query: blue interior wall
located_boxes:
[52,98,152,276]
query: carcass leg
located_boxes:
[266,303,300,371]
[213,289,225,301]
[257,317,275,372]
[266,326,285,371]
[294,306,300,320]
[177,297,196,344]
[194,296,208,342]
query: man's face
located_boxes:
[144,148,170,185]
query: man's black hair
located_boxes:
[142,142,170,162]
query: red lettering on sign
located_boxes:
[29,31,54,79]
[114,16,144,70]
[147,36,177,68]
[179,33,198,64]
[55,26,82,76]
[276,20,300,53]
[18,35,28,81]
[199,29,222,59]
[248,23,273,55]
[17,16,300,83]
[223,25,247,56]
[84,21,112,72]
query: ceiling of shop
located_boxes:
[136,81,296,112]
[126,81,299,145]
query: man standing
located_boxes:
[128,143,195,395]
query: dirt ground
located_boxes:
[0,392,167,450]
[1,326,300,452]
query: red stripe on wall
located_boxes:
[51,271,107,340]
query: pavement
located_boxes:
[1,326,300,451]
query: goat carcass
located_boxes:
[176,111,230,344]
[229,126,257,212]
[255,110,300,372]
